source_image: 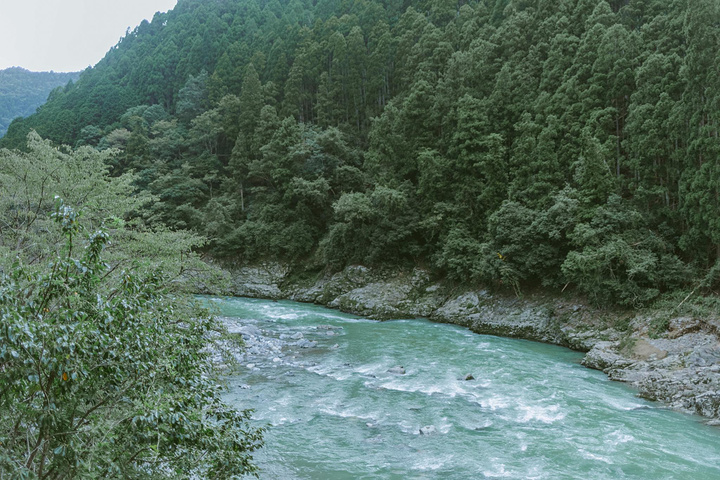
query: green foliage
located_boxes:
[0,132,140,267]
[649,315,671,337]
[322,185,423,267]
[434,188,581,292]
[562,195,690,306]
[0,200,262,479]
[433,226,487,283]
[1,0,719,307]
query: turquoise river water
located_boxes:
[213,297,720,479]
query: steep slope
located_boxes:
[2,0,719,309]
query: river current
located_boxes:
[213,297,720,479]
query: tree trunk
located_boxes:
[240,182,245,212]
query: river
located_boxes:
[212,297,720,479]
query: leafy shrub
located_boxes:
[562,195,690,306]
[321,186,423,267]
[0,201,262,479]
[436,190,580,290]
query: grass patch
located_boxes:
[618,335,637,354]
[649,315,670,338]
[613,314,633,332]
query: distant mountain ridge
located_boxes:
[0,67,80,137]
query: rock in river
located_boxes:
[296,339,318,348]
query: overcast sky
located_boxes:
[0,0,178,72]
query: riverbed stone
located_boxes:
[239,325,262,337]
[630,339,668,361]
[229,263,289,299]
[328,281,413,319]
[582,342,634,372]
[686,347,720,367]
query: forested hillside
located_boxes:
[0,67,80,137]
[2,0,719,307]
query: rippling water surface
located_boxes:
[212,297,720,479]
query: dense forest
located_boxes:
[0,67,80,137]
[2,0,719,307]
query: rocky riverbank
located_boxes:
[215,262,720,423]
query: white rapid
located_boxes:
[213,297,720,480]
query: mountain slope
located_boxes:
[0,67,80,137]
[1,0,719,307]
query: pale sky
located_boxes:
[0,0,178,72]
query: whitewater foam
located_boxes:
[579,449,614,464]
[606,429,635,446]
[516,404,566,424]
[479,396,510,410]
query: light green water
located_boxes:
[214,297,720,479]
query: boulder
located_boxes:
[582,342,633,372]
[239,325,262,337]
[686,347,720,367]
[296,339,317,349]
[387,366,406,375]
[419,425,436,435]
[631,339,668,361]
